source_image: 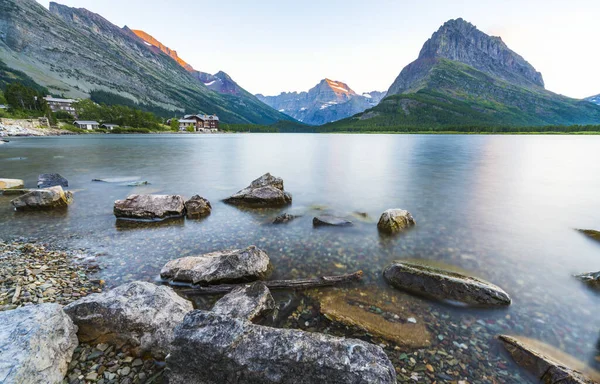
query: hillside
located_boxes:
[256,79,385,125]
[0,0,291,124]
[326,19,600,130]
[586,94,600,106]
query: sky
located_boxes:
[35,0,600,99]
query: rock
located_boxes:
[92,177,141,183]
[126,181,150,187]
[113,194,186,221]
[223,173,292,207]
[184,195,212,219]
[317,288,431,348]
[11,186,73,211]
[575,271,600,289]
[0,178,24,189]
[37,173,68,188]
[577,229,600,242]
[0,304,78,384]
[383,261,511,307]
[165,310,396,384]
[160,246,271,285]
[63,281,193,359]
[212,282,275,321]
[273,213,298,224]
[0,189,33,196]
[313,215,353,227]
[499,335,600,383]
[377,209,415,234]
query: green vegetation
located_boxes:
[4,82,49,113]
[0,59,48,94]
[74,99,164,130]
[61,124,89,134]
[223,120,312,133]
[90,90,175,118]
[169,118,180,131]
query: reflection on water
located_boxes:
[2,134,600,382]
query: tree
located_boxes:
[5,83,40,111]
[0,90,6,105]
[170,118,180,131]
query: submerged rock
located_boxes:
[499,335,600,383]
[313,215,353,227]
[377,209,415,234]
[37,173,68,188]
[184,195,212,219]
[92,177,141,183]
[63,281,193,359]
[0,178,24,189]
[383,261,511,307]
[317,289,431,348]
[11,186,73,211]
[223,173,292,207]
[575,271,600,289]
[160,246,272,285]
[0,304,78,384]
[273,213,298,224]
[113,194,185,221]
[165,311,397,384]
[212,282,275,321]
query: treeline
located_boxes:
[89,90,175,118]
[74,99,165,130]
[0,82,51,118]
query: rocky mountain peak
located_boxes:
[131,29,194,72]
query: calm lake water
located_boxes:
[1,134,600,382]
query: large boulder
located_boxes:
[165,311,397,384]
[377,209,415,234]
[113,194,186,221]
[63,281,193,359]
[383,261,511,307]
[0,304,78,384]
[223,173,292,207]
[37,173,68,188]
[212,282,275,321]
[11,186,73,211]
[575,271,600,289]
[184,195,212,219]
[161,246,272,285]
[499,335,600,383]
[313,215,353,227]
[0,178,24,189]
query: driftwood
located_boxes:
[179,270,364,296]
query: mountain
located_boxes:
[586,95,600,106]
[256,79,386,125]
[326,18,600,130]
[0,0,292,124]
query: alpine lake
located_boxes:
[1,133,600,383]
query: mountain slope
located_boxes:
[0,0,291,124]
[326,19,600,129]
[586,95,600,106]
[256,79,385,125]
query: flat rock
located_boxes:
[575,271,600,289]
[223,173,292,207]
[499,335,600,383]
[317,288,431,348]
[165,310,397,384]
[0,304,78,384]
[38,173,68,188]
[212,282,275,321]
[160,246,271,285]
[273,213,298,224]
[11,186,73,211]
[377,209,415,234]
[0,188,32,196]
[0,178,24,189]
[383,261,511,307]
[313,215,353,227]
[63,281,193,359]
[113,194,185,221]
[184,195,212,219]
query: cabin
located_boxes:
[73,120,100,130]
[183,114,220,132]
[102,123,119,130]
[44,96,77,117]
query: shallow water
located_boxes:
[2,134,600,382]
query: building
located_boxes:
[183,114,220,132]
[44,96,77,117]
[73,120,99,130]
[177,119,197,131]
[101,123,119,130]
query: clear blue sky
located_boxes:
[36,0,599,99]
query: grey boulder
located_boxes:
[377,209,415,234]
[63,281,193,359]
[224,173,292,207]
[313,215,353,227]
[212,282,275,321]
[113,194,186,221]
[383,261,511,307]
[0,304,78,384]
[11,186,73,211]
[165,311,397,384]
[185,195,212,219]
[161,246,272,285]
[575,271,600,289]
[273,213,298,224]
[38,173,68,188]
